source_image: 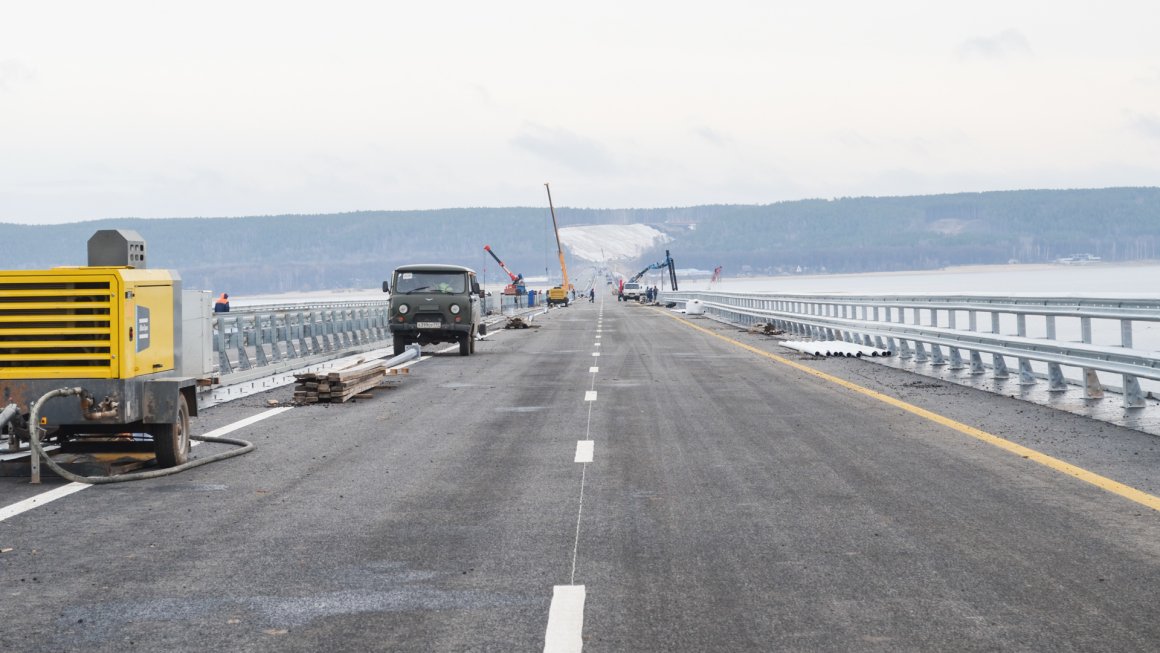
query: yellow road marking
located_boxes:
[661,310,1160,512]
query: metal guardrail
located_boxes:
[662,291,1160,408]
[212,299,524,385]
[213,304,393,384]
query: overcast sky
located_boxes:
[2,1,1158,224]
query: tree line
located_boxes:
[0,187,1156,294]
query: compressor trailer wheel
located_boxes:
[149,394,190,467]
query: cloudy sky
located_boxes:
[2,1,1158,223]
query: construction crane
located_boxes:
[629,249,679,291]
[483,245,526,295]
[544,183,572,306]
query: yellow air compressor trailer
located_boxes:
[0,230,199,475]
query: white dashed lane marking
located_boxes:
[544,584,586,652]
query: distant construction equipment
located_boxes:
[629,249,679,291]
[483,245,526,296]
[544,183,573,306]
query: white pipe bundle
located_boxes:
[779,340,892,357]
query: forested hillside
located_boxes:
[1,187,1156,294]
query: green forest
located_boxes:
[1,187,1157,294]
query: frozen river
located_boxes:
[699,261,1160,298]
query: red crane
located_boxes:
[483,245,526,295]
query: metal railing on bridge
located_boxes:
[214,302,393,383]
[661,291,1160,408]
[211,297,522,385]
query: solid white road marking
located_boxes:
[584,391,597,402]
[196,406,294,443]
[589,367,598,373]
[0,407,292,523]
[544,585,587,653]
[574,440,594,463]
[594,342,600,347]
[0,483,88,523]
[592,352,600,357]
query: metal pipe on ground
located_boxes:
[779,340,892,358]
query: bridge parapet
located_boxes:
[211,299,518,386]
[663,291,1160,409]
[213,303,392,383]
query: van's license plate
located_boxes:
[417,321,441,329]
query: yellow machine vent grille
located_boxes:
[0,280,115,377]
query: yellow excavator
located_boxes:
[544,183,573,306]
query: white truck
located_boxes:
[622,282,644,300]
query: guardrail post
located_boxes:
[1018,359,1037,386]
[267,314,284,363]
[253,315,269,367]
[948,347,964,370]
[930,344,946,366]
[350,309,361,346]
[1047,363,1067,391]
[349,309,362,346]
[281,313,299,358]
[992,354,1009,379]
[336,310,351,348]
[215,315,233,374]
[914,341,929,363]
[1118,319,1142,408]
[320,313,334,352]
[1078,316,1101,398]
[969,351,985,375]
[1016,314,1034,385]
[235,316,252,371]
[1083,369,1105,399]
[899,339,912,359]
[1123,376,1145,408]
[309,312,324,353]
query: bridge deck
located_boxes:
[3,298,1160,651]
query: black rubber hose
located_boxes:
[29,387,255,485]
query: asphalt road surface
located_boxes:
[3,296,1160,652]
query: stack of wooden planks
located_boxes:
[292,359,408,404]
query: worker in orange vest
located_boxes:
[214,292,230,313]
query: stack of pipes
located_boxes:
[779,340,892,357]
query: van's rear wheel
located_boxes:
[152,394,190,468]
[393,334,407,357]
[459,333,471,356]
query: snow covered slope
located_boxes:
[558,224,671,262]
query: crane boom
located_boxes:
[629,250,678,291]
[544,183,571,296]
[483,245,521,284]
[483,244,525,295]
